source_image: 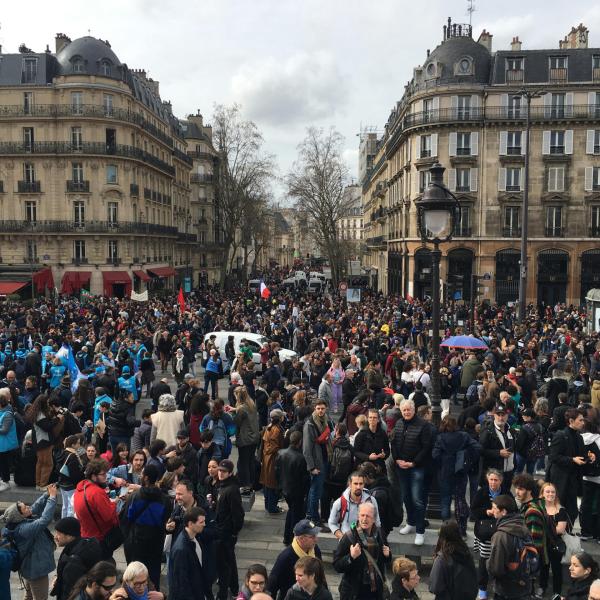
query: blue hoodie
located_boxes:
[93,394,113,425]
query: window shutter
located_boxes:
[544,94,552,118]
[522,130,527,155]
[470,167,478,192]
[471,131,479,156]
[520,167,524,190]
[499,131,508,155]
[449,132,457,156]
[589,92,597,117]
[501,94,509,117]
[565,130,574,155]
[548,169,556,192]
[432,96,440,113]
[498,167,507,191]
[431,133,438,157]
[585,166,594,192]
[542,131,551,154]
[587,129,595,154]
[451,95,458,118]
[448,168,456,192]
[565,92,574,117]
[417,135,422,159]
[558,168,565,192]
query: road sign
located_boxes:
[339,281,348,292]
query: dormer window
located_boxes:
[72,57,84,73]
[426,63,437,78]
[455,57,473,76]
[100,60,111,76]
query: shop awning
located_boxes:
[148,266,176,278]
[102,271,132,297]
[133,270,151,282]
[61,271,92,295]
[33,267,54,292]
[0,281,28,295]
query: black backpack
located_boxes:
[329,443,353,483]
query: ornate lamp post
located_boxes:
[415,163,460,425]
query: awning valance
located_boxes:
[148,266,176,278]
[0,281,28,295]
[61,271,92,295]
[133,270,151,282]
[102,271,132,297]
[33,267,54,292]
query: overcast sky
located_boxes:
[3,0,600,201]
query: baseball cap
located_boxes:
[293,519,320,537]
[494,403,508,414]
[218,459,234,473]
[176,428,189,439]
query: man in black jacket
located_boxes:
[391,398,432,545]
[353,408,390,473]
[52,517,103,600]
[340,368,359,422]
[478,404,515,493]
[175,428,199,488]
[275,430,309,545]
[149,377,171,413]
[215,459,245,600]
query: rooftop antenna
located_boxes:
[467,0,475,27]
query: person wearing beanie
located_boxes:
[52,517,102,600]
[2,484,58,599]
[117,364,139,403]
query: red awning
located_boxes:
[133,270,151,282]
[33,267,54,292]
[61,271,92,295]
[0,281,28,295]
[102,271,132,297]
[148,266,176,278]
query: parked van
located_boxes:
[248,279,261,293]
[307,278,323,294]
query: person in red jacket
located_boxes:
[73,458,119,559]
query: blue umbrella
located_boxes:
[440,335,489,350]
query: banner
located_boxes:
[131,290,149,302]
[55,343,85,391]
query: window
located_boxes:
[592,206,600,234]
[100,61,111,76]
[457,58,472,75]
[21,58,37,83]
[594,56,600,70]
[103,94,113,117]
[457,132,471,155]
[550,56,568,69]
[26,240,37,261]
[107,201,118,224]
[546,206,563,235]
[74,240,86,260]
[504,206,521,234]
[592,167,600,191]
[106,164,118,184]
[457,95,471,119]
[423,98,434,120]
[73,201,85,226]
[594,130,600,154]
[456,168,471,192]
[550,93,566,118]
[419,169,431,192]
[71,126,82,150]
[455,206,470,235]
[507,131,522,154]
[23,163,35,183]
[199,231,206,244]
[108,240,118,259]
[23,127,34,152]
[506,167,521,191]
[71,162,83,183]
[71,92,83,115]
[25,201,36,223]
[23,92,33,115]
[72,58,84,73]
[550,131,565,154]
[420,135,432,158]
[548,166,565,192]
[508,95,522,118]
[506,57,523,71]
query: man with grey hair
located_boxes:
[588,579,600,600]
[391,398,433,546]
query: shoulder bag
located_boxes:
[83,483,124,554]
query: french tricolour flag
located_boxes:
[260,280,271,299]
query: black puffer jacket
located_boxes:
[53,536,103,600]
[215,475,244,538]
[106,397,137,438]
[353,423,390,472]
[391,415,432,467]
[284,583,333,600]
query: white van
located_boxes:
[248,279,260,293]
[203,331,297,374]
[307,278,323,294]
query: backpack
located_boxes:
[507,533,540,589]
[1,527,22,572]
[14,358,26,382]
[524,422,546,461]
[329,443,354,484]
[466,381,480,406]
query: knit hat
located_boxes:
[121,366,130,374]
[2,503,25,525]
[158,394,176,412]
[55,517,80,537]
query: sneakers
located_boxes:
[414,533,425,546]
[0,481,9,492]
[399,524,416,535]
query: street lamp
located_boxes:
[517,89,546,324]
[415,163,460,425]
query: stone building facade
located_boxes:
[0,33,197,297]
[363,19,600,306]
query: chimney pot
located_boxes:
[511,36,522,51]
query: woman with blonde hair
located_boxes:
[233,385,260,493]
[391,557,420,599]
[110,560,164,599]
[327,358,345,413]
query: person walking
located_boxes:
[56,434,85,517]
[204,349,222,400]
[232,385,260,493]
[0,391,18,492]
[260,409,286,513]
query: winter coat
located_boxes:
[168,528,210,600]
[73,480,119,541]
[565,574,597,600]
[303,415,333,472]
[215,475,244,538]
[260,424,285,488]
[391,415,432,467]
[130,420,152,453]
[150,409,185,447]
[3,493,56,580]
[353,423,390,472]
[106,397,137,438]
[268,544,323,600]
[284,583,333,600]
[275,445,309,498]
[487,513,531,599]
[429,551,477,600]
[0,405,18,453]
[53,537,103,600]
[234,404,260,447]
[176,441,199,486]
[460,358,483,389]
[432,431,481,482]
[591,380,600,410]
[56,449,85,491]
[478,420,515,481]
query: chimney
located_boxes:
[55,33,71,54]
[146,78,160,96]
[562,23,589,49]
[511,36,522,51]
[477,29,493,52]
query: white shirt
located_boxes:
[192,535,203,566]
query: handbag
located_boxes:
[561,513,582,565]
[83,484,124,554]
[475,518,496,542]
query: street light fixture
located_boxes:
[517,88,546,324]
[415,163,460,425]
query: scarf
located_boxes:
[175,354,184,373]
[312,411,333,461]
[124,584,148,600]
[488,487,501,500]
[292,537,316,558]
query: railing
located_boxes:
[0,104,175,147]
[503,227,522,237]
[130,183,139,196]
[72,257,89,264]
[106,257,121,265]
[191,173,214,184]
[589,226,600,237]
[0,141,175,176]
[0,220,179,235]
[594,68,600,82]
[549,68,568,82]
[17,181,41,193]
[453,226,472,237]
[187,150,216,161]
[178,232,197,242]
[173,147,193,166]
[66,180,90,193]
[23,256,39,264]
[365,235,387,246]
[506,69,524,83]
[545,226,565,237]
[144,188,151,199]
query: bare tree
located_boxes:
[212,104,275,284]
[286,127,352,285]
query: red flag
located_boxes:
[178,286,185,313]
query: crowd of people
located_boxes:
[0,283,599,600]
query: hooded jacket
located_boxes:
[53,536,103,600]
[106,396,137,438]
[328,487,381,535]
[215,475,244,538]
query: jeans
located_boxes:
[60,488,76,518]
[540,546,564,594]
[24,576,49,600]
[396,465,426,534]
[284,493,305,544]
[237,444,256,488]
[331,383,342,412]
[515,453,536,474]
[580,480,600,538]
[306,466,327,522]
[440,472,469,533]
[216,536,239,599]
[204,372,218,399]
[264,487,279,512]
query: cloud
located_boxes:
[231,51,347,127]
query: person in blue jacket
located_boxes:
[48,357,67,390]
[118,365,138,403]
[1,484,58,599]
[0,391,18,492]
[203,349,222,400]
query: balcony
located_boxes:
[191,173,214,184]
[365,235,387,247]
[198,217,208,225]
[178,232,197,242]
[173,147,193,166]
[106,257,121,265]
[66,180,90,193]
[187,150,216,161]
[130,183,139,197]
[506,69,524,83]
[72,257,89,264]
[0,220,179,236]
[545,226,564,237]
[590,226,600,237]
[503,226,522,237]
[23,256,39,264]
[17,180,41,193]
[453,226,472,237]
[144,188,152,200]
[549,68,568,82]
[594,68,600,82]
